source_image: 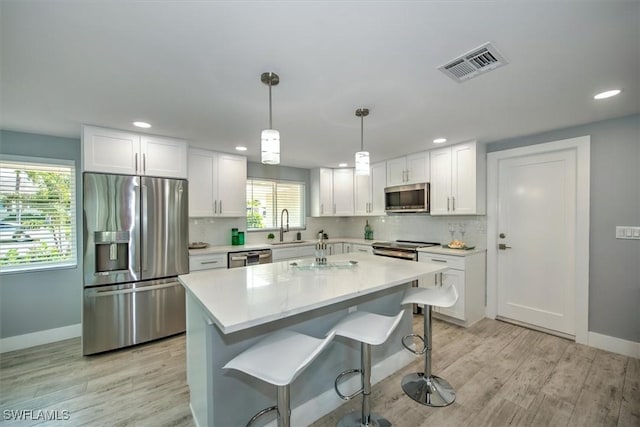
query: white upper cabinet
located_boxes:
[82,125,187,178]
[140,134,188,178]
[386,151,430,186]
[188,149,247,217]
[311,168,354,216]
[332,168,354,216]
[429,141,485,215]
[311,168,333,216]
[354,161,386,216]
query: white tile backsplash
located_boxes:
[189,217,246,246]
[341,215,486,246]
[190,215,486,248]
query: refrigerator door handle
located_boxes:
[133,182,141,273]
[85,282,180,297]
[141,183,148,273]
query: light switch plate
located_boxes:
[616,226,640,240]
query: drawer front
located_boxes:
[351,244,372,254]
[189,254,227,271]
[418,252,465,270]
[272,247,301,261]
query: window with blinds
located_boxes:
[0,156,77,272]
[247,178,305,230]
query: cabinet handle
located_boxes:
[357,249,367,253]
[214,200,217,214]
[439,272,443,287]
[431,258,447,263]
[135,153,139,173]
[219,200,222,214]
[447,197,450,211]
[452,196,455,211]
[406,169,409,182]
[434,274,438,285]
[200,260,219,265]
[143,153,146,173]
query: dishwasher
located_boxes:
[227,249,273,268]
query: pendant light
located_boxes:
[355,107,370,176]
[261,72,280,165]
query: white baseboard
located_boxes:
[265,349,415,427]
[0,323,81,353]
[588,332,640,359]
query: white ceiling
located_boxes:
[1,1,638,169]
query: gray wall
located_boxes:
[0,130,83,338]
[487,114,640,343]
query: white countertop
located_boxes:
[188,237,373,255]
[417,245,486,256]
[189,237,485,257]
[179,252,447,334]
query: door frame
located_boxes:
[486,136,590,344]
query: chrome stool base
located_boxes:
[336,411,392,427]
[401,372,455,407]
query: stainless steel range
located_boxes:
[372,240,440,314]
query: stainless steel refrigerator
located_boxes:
[82,172,188,355]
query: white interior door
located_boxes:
[496,149,576,335]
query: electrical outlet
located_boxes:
[616,226,640,240]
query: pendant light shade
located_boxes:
[261,129,280,165]
[355,108,370,176]
[261,72,280,165]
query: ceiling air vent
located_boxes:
[438,42,508,82]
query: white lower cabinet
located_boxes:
[344,243,372,254]
[189,253,228,271]
[327,243,343,256]
[417,251,486,327]
[272,245,315,262]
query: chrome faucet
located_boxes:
[279,209,289,242]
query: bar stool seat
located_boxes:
[332,310,405,427]
[223,329,335,427]
[400,285,458,407]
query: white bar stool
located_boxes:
[223,329,335,427]
[332,309,405,427]
[400,285,458,407]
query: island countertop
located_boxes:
[178,252,447,334]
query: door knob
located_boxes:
[498,243,512,250]
[499,233,506,238]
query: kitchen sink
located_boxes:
[270,240,310,245]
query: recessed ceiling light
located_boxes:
[235,146,248,151]
[594,89,621,100]
[133,121,151,128]
[433,138,447,144]
[338,163,348,167]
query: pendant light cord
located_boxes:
[360,112,364,151]
[268,74,273,129]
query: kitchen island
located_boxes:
[179,252,447,427]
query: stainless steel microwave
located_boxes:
[384,182,430,213]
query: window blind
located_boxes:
[246,178,305,230]
[0,157,77,272]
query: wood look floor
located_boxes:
[1,317,638,427]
